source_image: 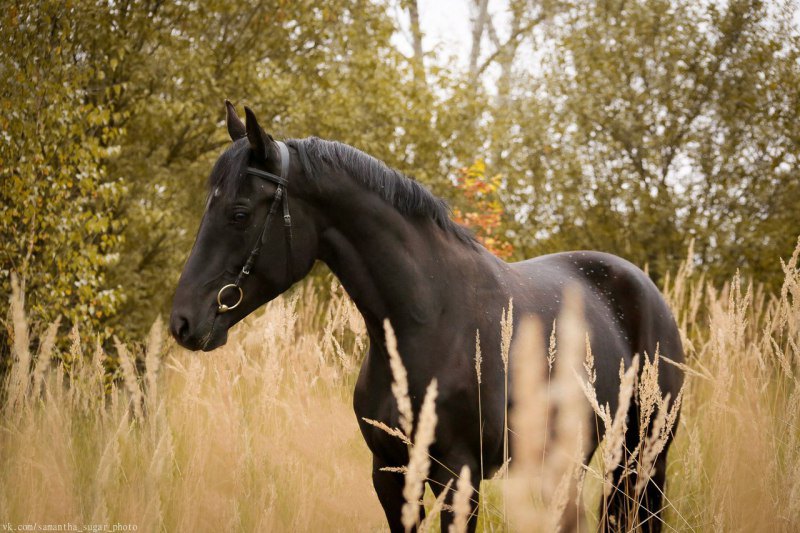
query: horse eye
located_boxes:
[232,212,248,223]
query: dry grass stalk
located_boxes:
[473,329,488,528]
[549,287,590,520]
[474,329,482,384]
[145,317,163,406]
[6,273,32,414]
[419,479,453,533]
[583,332,595,385]
[548,319,557,371]
[508,287,590,531]
[635,390,684,496]
[500,298,514,371]
[450,465,473,533]
[32,316,61,397]
[659,353,713,381]
[114,336,144,420]
[402,379,438,533]
[362,417,412,446]
[602,355,638,497]
[492,458,510,480]
[628,347,664,461]
[500,297,514,502]
[384,319,414,438]
[506,318,548,530]
[65,324,82,409]
[578,369,610,429]
[380,466,409,474]
[474,329,485,485]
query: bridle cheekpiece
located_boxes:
[216,141,293,313]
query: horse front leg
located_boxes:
[429,459,482,533]
[372,455,424,532]
[600,407,673,533]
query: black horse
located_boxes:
[170,103,684,532]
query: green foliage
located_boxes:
[2,0,798,345]
[98,0,474,337]
[1,0,480,340]
[0,1,126,352]
[489,0,800,286]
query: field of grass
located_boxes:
[1,239,799,532]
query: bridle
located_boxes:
[216,140,294,313]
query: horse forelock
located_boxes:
[207,138,250,201]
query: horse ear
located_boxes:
[244,106,275,162]
[225,100,246,141]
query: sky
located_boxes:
[391,0,512,70]
[391,1,800,72]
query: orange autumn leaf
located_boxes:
[453,159,514,260]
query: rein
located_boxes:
[216,141,296,313]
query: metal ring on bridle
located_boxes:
[216,284,243,313]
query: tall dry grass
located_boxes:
[0,279,384,532]
[1,237,799,532]
[660,237,800,531]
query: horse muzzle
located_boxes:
[169,310,228,351]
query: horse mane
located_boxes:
[290,137,477,246]
[208,137,476,246]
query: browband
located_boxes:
[246,141,291,186]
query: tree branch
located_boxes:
[469,0,491,75]
[404,0,425,81]
[473,13,545,79]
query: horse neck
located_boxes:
[314,183,500,338]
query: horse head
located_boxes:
[169,103,319,350]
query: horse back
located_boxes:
[510,250,685,401]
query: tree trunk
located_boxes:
[405,0,425,81]
[469,0,491,76]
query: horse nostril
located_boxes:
[170,314,191,343]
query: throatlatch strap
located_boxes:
[277,141,290,180]
[277,142,293,281]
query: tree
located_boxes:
[483,0,800,287]
[5,0,796,351]
[103,0,462,336]
[2,0,485,340]
[0,1,126,356]
[452,159,514,259]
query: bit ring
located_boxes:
[216,284,243,313]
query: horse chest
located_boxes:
[353,346,502,471]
